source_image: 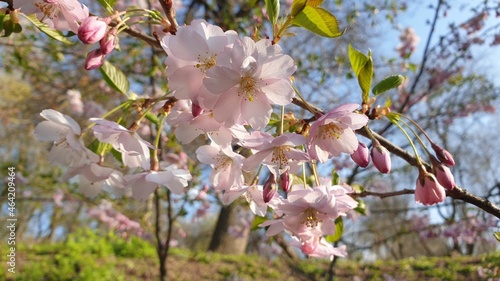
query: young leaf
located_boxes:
[325,217,344,243]
[348,44,373,102]
[293,6,343,38]
[24,15,74,45]
[2,17,13,37]
[145,112,160,126]
[306,0,324,7]
[251,216,268,230]
[96,0,116,14]
[291,0,307,17]
[372,75,406,95]
[99,61,130,96]
[348,44,368,76]
[265,0,280,25]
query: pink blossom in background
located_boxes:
[90,118,154,170]
[16,0,89,33]
[88,200,145,238]
[396,27,420,58]
[66,89,84,116]
[307,104,368,163]
[204,37,297,129]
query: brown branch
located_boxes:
[290,87,500,219]
[351,188,415,199]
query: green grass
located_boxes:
[1,230,499,281]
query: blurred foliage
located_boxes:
[0,228,499,280]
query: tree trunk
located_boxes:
[208,201,252,254]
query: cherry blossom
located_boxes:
[350,141,370,168]
[161,19,237,108]
[371,144,391,174]
[125,168,192,200]
[290,236,348,259]
[90,118,154,170]
[415,170,446,206]
[16,0,89,33]
[77,16,109,44]
[307,104,369,163]
[204,37,297,129]
[241,131,309,176]
[196,143,245,191]
[34,109,98,166]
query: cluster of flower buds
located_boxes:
[78,15,119,70]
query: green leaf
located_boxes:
[24,15,74,45]
[348,44,373,102]
[0,14,5,33]
[325,217,344,243]
[494,232,500,242]
[331,169,340,185]
[372,75,406,95]
[99,61,130,96]
[265,0,280,25]
[13,23,22,33]
[96,0,116,13]
[306,0,323,7]
[88,139,113,156]
[293,6,343,38]
[2,18,13,37]
[251,216,268,230]
[348,44,368,76]
[291,0,307,17]
[353,199,367,216]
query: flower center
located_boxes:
[270,146,290,169]
[301,208,322,228]
[35,1,58,20]
[318,122,342,140]
[196,54,217,72]
[213,154,231,172]
[239,76,256,101]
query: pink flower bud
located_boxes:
[415,170,446,206]
[431,143,455,167]
[191,103,204,117]
[351,142,370,168]
[263,173,277,203]
[84,49,106,70]
[371,145,391,174]
[433,162,455,190]
[99,27,117,55]
[78,16,109,44]
[279,170,291,193]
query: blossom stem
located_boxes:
[388,116,423,167]
[83,100,133,133]
[280,105,285,135]
[311,160,320,187]
[397,113,440,147]
[398,118,434,161]
[292,86,318,115]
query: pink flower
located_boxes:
[90,118,154,170]
[77,16,109,44]
[204,37,297,129]
[34,109,98,166]
[350,141,370,168]
[432,160,455,190]
[125,168,192,200]
[161,19,237,108]
[290,236,348,259]
[431,143,455,167]
[415,170,446,206]
[16,0,89,33]
[396,27,420,58]
[307,104,368,163]
[196,143,245,191]
[66,89,84,116]
[241,131,309,176]
[99,27,117,55]
[84,49,106,70]
[371,144,391,174]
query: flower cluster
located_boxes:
[34,109,192,200]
